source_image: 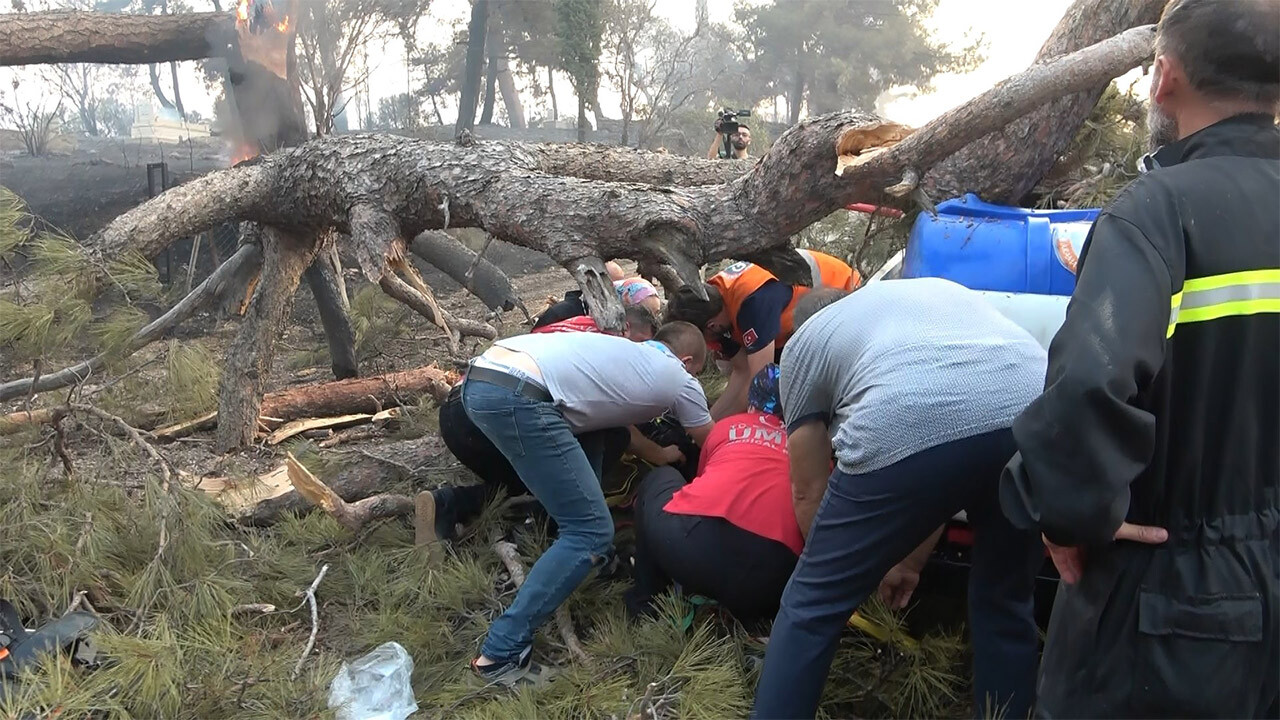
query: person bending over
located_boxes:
[625,364,802,629]
[421,307,670,544]
[665,249,859,420]
[533,281,662,333]
[461,322,715,686]
[752,280,1048,720]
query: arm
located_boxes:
[627,425,683,466]
[710,349,751,420]
[879,526,944,609]
[1000,211,1173,548]
[788,419,832,539]
[672,375,715,446]
[706,132,722,159]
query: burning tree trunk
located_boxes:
[922,0,1166,204]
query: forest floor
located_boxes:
[0,245,973,720]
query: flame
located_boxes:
[230,143,258,166]
[235,0,249,22]
[276,15,289,32]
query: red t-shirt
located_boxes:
[662,412,804,555]
[530,315,606,334]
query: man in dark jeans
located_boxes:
[460,323,715,686]
[752,281,1048,719]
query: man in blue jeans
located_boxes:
[753,280,1048,719]
[462,321,715,686]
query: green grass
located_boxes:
[0,429,970,719]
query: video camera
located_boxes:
[715,108,751,159]
[715,108,751,136]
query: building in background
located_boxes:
[130,104,211,143]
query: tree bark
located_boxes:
[922,0,1165,204]
[0,11,234,66]
[456,0,489,136]
[258,365,454,420]
[479,26,499,125]
[215,230,319,453]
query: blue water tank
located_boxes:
[902,194,1101,296]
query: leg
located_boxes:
[752,443,984,719]
[964,431,1050,719]
[624,466,689,617]
[463,380,613,664]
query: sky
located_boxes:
[4,0,1150,133]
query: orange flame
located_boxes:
[235,0,249,22]
[230,143,258,166]
[276,15,289,32]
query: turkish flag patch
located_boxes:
[742,328,758,348]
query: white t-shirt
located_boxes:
[493,333,712,433]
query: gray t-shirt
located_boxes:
[780,278,1048,475]
[493,333,712,433]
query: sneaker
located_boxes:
[413,490,438,549]
[470,647,553,688]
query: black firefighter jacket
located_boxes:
[1001,113,1280,718]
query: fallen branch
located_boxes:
[231,603,278,617]
[0,406,68,435]
[284,452,415,533]
[265,407,401,446]
[493,540,589,664]
[291,563,330,680]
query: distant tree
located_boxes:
[0,79,64,156]
[455,0,488,134]
[738,0,981,124]
[553,0,603,142]
[373,92,420,130]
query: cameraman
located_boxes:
[707,111,752,160]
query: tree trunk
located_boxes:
[258,365,454,421]
[547,65,558,122]
[576,94,587,142]
[480,46,498,125]
[215,230,319,453]
[148,63,175,109]
[495,54,525,130]
[303,244,358,380]
[788,70,804,125]
[0,11,234,66]
[922,0,1165,204]
[168,59,185,120]
[456,0,489,136]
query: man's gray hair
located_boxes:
[1156,0,1280,107]
[793,288,851,329]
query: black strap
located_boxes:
[466,366,553,403]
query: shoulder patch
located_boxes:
[742,328,758,347]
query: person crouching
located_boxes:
[625,363,802,629]
[462,322,715,685]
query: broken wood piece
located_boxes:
[0,406,68,435]
[493,540,589,664]
[834,120,914,176]
[231,603,277,617]
[153,410,218,440]
[264,407,401,446]
[317,425,381,449]
[196,463,293,515]
[284,452,414,533]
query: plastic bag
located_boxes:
[327,642,418,720]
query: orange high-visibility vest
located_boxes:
[708,249,860,349]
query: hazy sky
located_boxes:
[4,0,1149,132]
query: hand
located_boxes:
[657,445,686,467]
[1045,522,1168,585]
[877,562,921,610]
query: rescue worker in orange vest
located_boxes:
[666,248,859,419]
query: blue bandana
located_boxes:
[748,364,783,419]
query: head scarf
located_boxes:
[748,363,783,419]
[614,278,659,308]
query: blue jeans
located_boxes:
[752,429,1043,720]
[461,378,615,663]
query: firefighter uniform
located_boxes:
[1001,113,1280,717]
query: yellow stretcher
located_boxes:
[847,611,918,651]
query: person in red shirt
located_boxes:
[624,364,801,627]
